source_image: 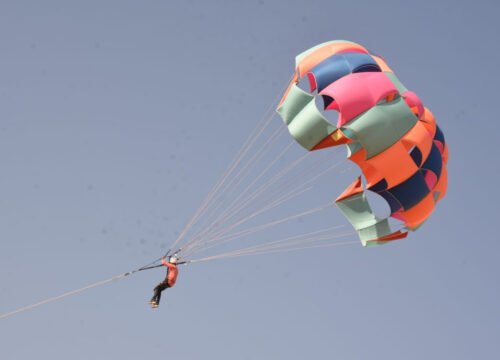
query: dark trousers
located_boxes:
[151,281,170,304]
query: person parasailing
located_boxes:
[149,254,183,308]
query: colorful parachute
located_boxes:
[277,40,448,246]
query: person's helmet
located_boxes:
[169,256,178,264]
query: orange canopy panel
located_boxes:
[395,193,436,230]
[420,107,437,137]
[365,230,408,245]
[312,128,352,150]
[347,121,434,188]
[336,176,364,202]
[442,143,449,164]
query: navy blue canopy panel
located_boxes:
[434,125,445,146]
[383,171,430,211]
[409,146,423,167]
[368,143,444,213]
[377,190,404,213]
[307,52,381,93]
[421,143,443,180]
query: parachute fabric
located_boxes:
[277,40,448,246]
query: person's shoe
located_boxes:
[151,302,159,309]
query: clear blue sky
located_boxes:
[0,1,498,359]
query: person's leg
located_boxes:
[150,286,159,304]
[151,281,168,305]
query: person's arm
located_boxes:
[161,259,177,271]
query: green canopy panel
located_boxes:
[335,189,399,246]
[342,97,417,158]
[277,83,336,150]
[385,72,408,94]
[357,219,394,247]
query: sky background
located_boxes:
[0,1,499,359]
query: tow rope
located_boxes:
[0,249,189,321]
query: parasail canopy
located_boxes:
[277,40,448,246]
